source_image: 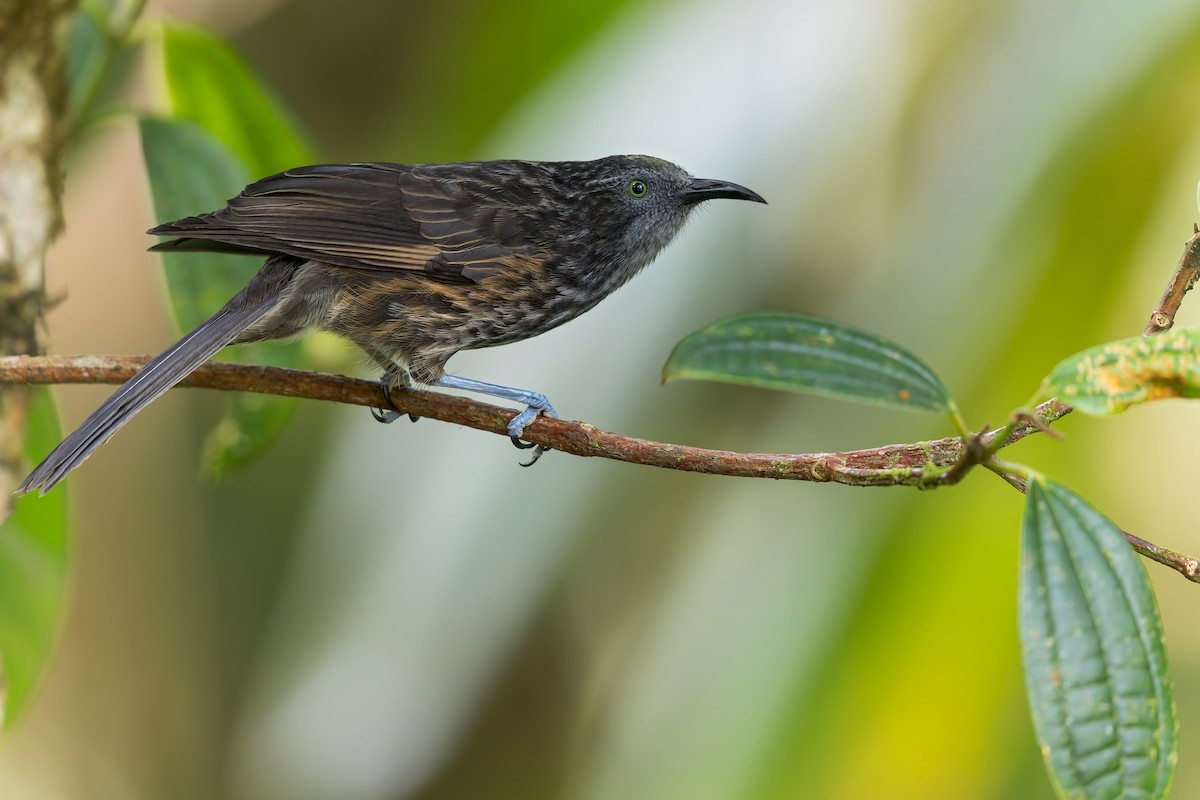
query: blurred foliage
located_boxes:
[3,1,1200,800]
[161,24,314,174]
[66,3,107,124]
[233,0,642,159]
[0,389,69,732]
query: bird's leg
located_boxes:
[434,374,556,467]
[371,368,420,424]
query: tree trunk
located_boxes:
[0,0,77,508]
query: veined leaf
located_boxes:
[664,312,957,415]
[1020,477,1177,799]
[0,388,70,733]
[138,116,301,477]
[1035,328,1200,415]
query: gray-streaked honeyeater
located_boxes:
[19,155,766,494]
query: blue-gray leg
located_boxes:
[435,374,557,466]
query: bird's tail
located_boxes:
[18,298,277,496]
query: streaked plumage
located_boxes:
[20,155,765,494]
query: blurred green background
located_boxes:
[2,0,1200,797]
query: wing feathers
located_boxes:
[149,163,545,283]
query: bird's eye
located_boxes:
[628,179,648,198]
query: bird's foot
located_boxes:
[432,374,558,467]
[371,370,420,424]
[506,394,557,468]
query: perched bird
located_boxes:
[19,155,766,494]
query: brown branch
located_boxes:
[0,353,986,484]
[1121,530,1200,580]
[0,354,1070,484]
[1143,228,1200,336]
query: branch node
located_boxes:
[1012,408,1064,441]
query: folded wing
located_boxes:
[149,162,544,284]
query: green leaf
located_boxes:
[138,115,301,477]
[663,312,957,414]
[161,23,314,175]
[139,116,255,325]
[1020,477,1177,800]
[0,387,71,732]
[1035,328,1200,415]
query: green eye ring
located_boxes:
[628,179,648,198]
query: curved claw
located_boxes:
[373,371,420,424]
[507,406,555,466]
[518,445,550,468]
[372,374,401,424]
[509,411,554,465]
[379,375,400,410]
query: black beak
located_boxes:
[685,177,767,205]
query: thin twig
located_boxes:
[991,467,1199,580]
[1122,232,1200,579]
[1143,229,1200,336]
[1121,530,1200,580]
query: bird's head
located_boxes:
[559,155,766,273]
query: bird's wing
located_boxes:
[148,163,543,283]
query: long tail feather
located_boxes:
[18,299,276,496]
